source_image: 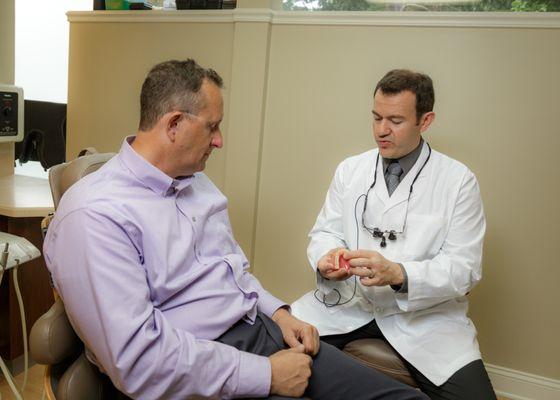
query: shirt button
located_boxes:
[375,306,382,313]
[192,216,196,222]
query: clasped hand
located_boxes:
[317,248,403,287]
[268,308,319,397]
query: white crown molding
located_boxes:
[272,11,560,29]
[486,363,560,400]
[233,8,274,23]
[67,10,560,29]
[67,10,235,23]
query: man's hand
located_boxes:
[345,249,403,287]
[317,247,352,281]
[272,308,320,356]
[269,345,312,398]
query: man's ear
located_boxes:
[419,111,435,133]
[164,112,184,142]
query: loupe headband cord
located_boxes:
[362,143,432,236]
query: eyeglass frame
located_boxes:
[176,109,222,136]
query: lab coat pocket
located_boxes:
[403,214,447,260]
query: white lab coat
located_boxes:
[292,142,486,385]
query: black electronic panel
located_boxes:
[0,91,19,138]
[15,100,67,170]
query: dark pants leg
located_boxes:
[404,360,496,400]
[322,320,496,400]
[217,313,427,400]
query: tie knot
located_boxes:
[387,161,403,177]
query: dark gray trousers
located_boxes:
[322,319,497,400]
[216,313,428,400]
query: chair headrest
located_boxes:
[49,151,115,209]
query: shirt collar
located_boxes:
[383,138,424,177]
[118,136,194,196]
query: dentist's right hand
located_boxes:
[269,344,312,397]
[317,247,352,281]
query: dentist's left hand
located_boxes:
[345,249,403,287]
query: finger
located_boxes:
[346,249,377,259]
[359,275,384,286]
[340,248,351,259]
[300,327,319,355]
[348,257,377,268]
[284,331,302,349]
[300,332,314,354]
[312,329,320,355]
[359,276,376,286]
[325,269,349,280]
[318,264,333,275]
[303,353,313,367]
[328,247,345,255]
[318,261,336,275]
[349,266,372,278]
[289,344,305,353]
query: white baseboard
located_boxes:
[486,363,560,400]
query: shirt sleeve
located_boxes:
[237,252,288,317]
[44,208,271,400]
[395,171,486,312]
[307,162,352,294]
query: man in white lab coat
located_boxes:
[292,69,496,399]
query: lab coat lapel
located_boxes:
[383,142,430,213]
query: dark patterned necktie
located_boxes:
[386,161,403,196]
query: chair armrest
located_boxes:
[30,298,82,364]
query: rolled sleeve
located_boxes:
[257,291,289,318]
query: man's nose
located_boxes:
[212,131,223,148]
[378,120,391,136]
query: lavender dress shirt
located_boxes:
[44,137,286,399]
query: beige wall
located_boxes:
[0,0,14,84]
[67,21,235,189]
[0,0,15,176]
[67,9,560,384]
[253,23,560,382]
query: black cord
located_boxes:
[313,192,365,308]
[313,277,357,308]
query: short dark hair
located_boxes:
[139,59,223,131]
[374,69,434,122]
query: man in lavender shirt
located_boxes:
[44,59,427,399]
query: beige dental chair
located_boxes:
[30,150,416,400]
[343,339,417,388]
